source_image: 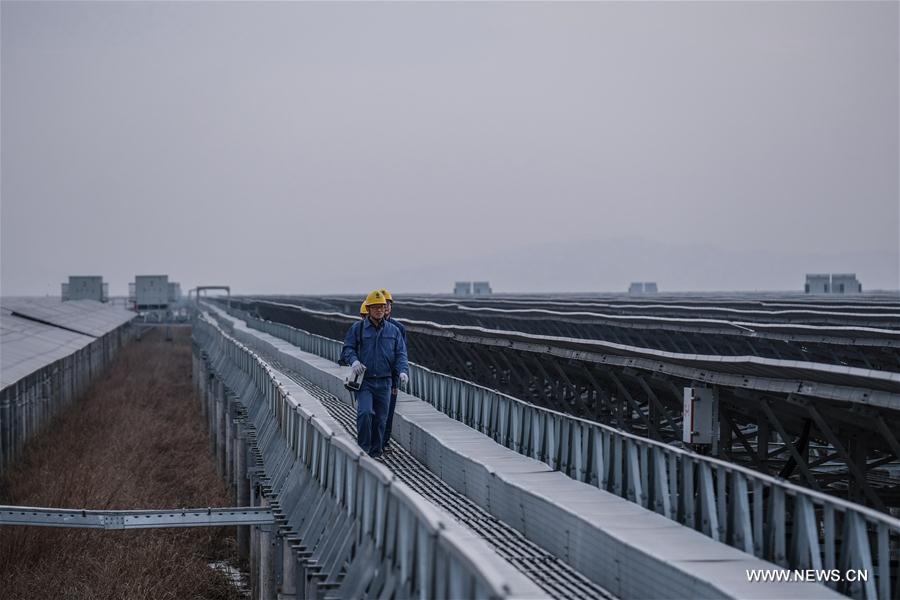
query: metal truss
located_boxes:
[219,301,900,599]
[413,335,900,511]
[239,299,900,510]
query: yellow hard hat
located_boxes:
[379,288,393,302]
[359,302,368,315]
[364,289,388,307]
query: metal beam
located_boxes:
[521,352,568,412]
[0,505,272,529]
[803,403,886,510]
[579,365,613,422]
[874,415,900,463]
[757,415,770,467]
[549,360,589,416]
[630,371,681,441]
[722,411,765,471]
[493,348,533,396]
[606,369,652,433]
[759,400,822,491]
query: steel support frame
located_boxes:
[249,301,900,510]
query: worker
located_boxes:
[341,290,409,459]
[359,301,368,318]
[379,289,407,455]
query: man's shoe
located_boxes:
[382,446,394,457]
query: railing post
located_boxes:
[653,448,672,518]
[639,444,649,509]
[681,456,695,530]
[511,401,522,454]
[716,466,728,543]
[770,486,786,565]
[823,503,836,575]
[531,409,541,461]
[699,462,719,541]
[626,440,641,504]
[841,511,876,599]
[546,414,558,470]
[752,478,763,558]
[572,422,584,483]
[612,435,623,497]
[731,472,753,554]
[876,523,890,600]
[499,396,509,448]
[790,495,822,571]
[416,526,432,600]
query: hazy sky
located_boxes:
[2,1,897,296]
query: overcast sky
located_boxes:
[2,1,897,296]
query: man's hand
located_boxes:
[399,372,409,386]
[351,361,366,377]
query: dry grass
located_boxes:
[0,327,243,600]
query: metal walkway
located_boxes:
[211,308,900,598]
[264,354,614,599]
[202,303,859,599]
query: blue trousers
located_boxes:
[356,377,391,455]
[382,388,398,451]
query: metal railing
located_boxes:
[227,307,900,600]
[0,505,273,529]
[195,313,538,599]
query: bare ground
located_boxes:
[0,327,243,600]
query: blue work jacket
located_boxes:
[341,317,409,380]
[387,316,407,342]
[386,317,407,388]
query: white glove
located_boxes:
[351,361,366,378]
[399,372,409,386]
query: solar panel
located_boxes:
[0,297,134,337]
[0,313,95,388]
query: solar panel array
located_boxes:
[0,298,135,389]
[1,297,135,337]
